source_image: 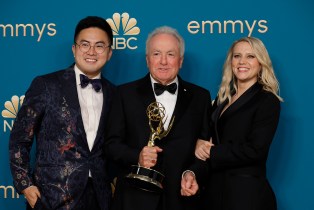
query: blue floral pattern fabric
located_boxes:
[9,67,116,210]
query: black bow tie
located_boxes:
[80,74,102,92]
[154,83,177,96]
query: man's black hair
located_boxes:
[74,16,113,45]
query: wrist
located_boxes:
[181,170,195,179]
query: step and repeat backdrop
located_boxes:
[1,0,313,209]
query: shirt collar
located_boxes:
[74,65,101,86]
[150,74,178,87]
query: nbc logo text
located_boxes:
[2,95,24,132]
[106,13,140,50]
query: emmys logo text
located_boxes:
[0,23,57,42]
[187,19,268,36]
[106,13,140,50]
[0,185,20,199]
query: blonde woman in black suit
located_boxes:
[195,37,283,210]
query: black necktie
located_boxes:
[80,74,102,92]
[154,83,177,96]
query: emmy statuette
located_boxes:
[125,101,174,193]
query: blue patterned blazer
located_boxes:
[9,66,116,210]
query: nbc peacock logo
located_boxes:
[106,12,140,50]
[2,95,24,132]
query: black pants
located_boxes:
[26,178,101,210]
[74,177,101,210]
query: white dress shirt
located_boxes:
[74,66,103,151]
[150,75,178,130]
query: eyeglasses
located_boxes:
[75,41,111,54]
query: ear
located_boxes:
[146,54,149,68]
[72,44,76,57]
[107,48,113,61]
[179,56,184,68]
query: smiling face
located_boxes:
[231,41,261,87]
[72,27,112,78]
[146,33,183,85]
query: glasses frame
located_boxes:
[74,41,111,54]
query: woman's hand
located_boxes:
[195,138,214,161]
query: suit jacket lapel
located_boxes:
[92,77,115,150]
[133,74,156,147]
[212,99,227,144]
[61,68,81,110]
[221,82,262,119]
[213,82,262,144]
[137,74,156,109]
[172,76,192,129]
[60,68,89,149]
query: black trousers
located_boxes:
[26,178,101,210]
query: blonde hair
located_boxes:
[217,37,283,104]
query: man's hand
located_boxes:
[138,146,163,168]
[180,171,199,196]
[22,186,41,208]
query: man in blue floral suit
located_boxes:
[9,16,116,210]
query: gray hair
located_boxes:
[146,26,185,57]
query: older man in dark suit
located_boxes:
[105,26,212,210]
[9,16,116,210]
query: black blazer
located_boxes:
[105,74,212,210]
[203,82,280,210]
[9,67,116,210]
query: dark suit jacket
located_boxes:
[105,74,212,210]
[9,67,116,210]
[203,82,280,210]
